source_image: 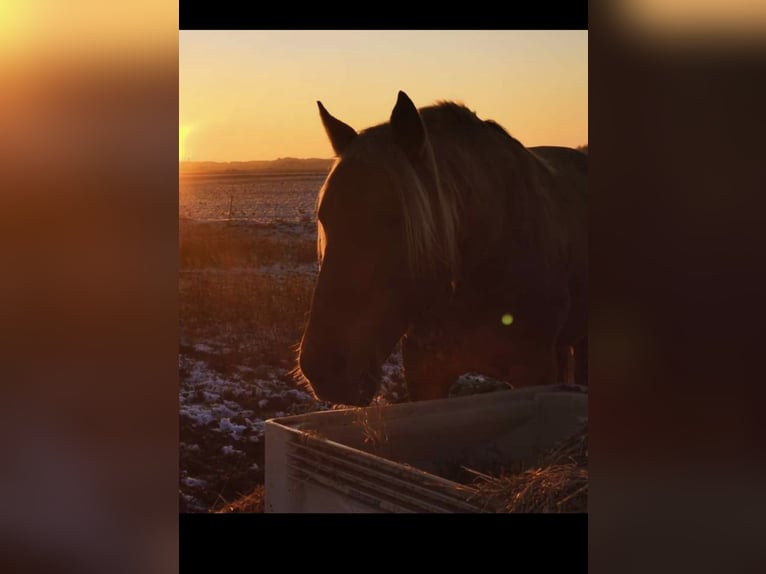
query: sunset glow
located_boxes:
[179,123,193,160]
[0,0,33,59]
[179,30,587,162]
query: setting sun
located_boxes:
[179,124,193,161]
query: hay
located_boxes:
[215,484,265,513]
[468,424,588,513]
[354,405,389,453]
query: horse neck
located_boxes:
[447,144,550,285]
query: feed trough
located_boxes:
[265,384,587,513]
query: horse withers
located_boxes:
[298,91,587,406]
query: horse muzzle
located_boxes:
[299,345,377,406]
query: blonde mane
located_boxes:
[316,101,563,282]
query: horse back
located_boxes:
[529,146,587,189]
[529,146,587,348]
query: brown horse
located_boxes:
[298,91,586,406]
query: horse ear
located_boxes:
[317,101,357,156]
[390,90,427,162]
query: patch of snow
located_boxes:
[249,419,266,434]
[211,403,238,418]
[179,353,315,446]
[181,476,207,488]
[180,405,215,427]
[219,418,247,437]
[180,492,207,513]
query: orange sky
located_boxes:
[179,30,587,162]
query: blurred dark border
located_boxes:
[588,13,766,574]
[1,4,180,572]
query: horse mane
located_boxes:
[317,101,564,281]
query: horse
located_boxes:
[298,91,587,406]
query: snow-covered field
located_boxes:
[179,343,406,512]
[179,173,326,223]
[179,212,407,512]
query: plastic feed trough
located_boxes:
[265,384,588,513]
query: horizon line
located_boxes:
[178,143,589,164]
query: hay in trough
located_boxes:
[468,423,588,513]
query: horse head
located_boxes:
[298,92,453,405]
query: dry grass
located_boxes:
[468,424,588,513]
[354,405,390,456]
[179,219,316,269]
[178,220,317,372]
[213,485,265,513]
[179,271,314,366]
